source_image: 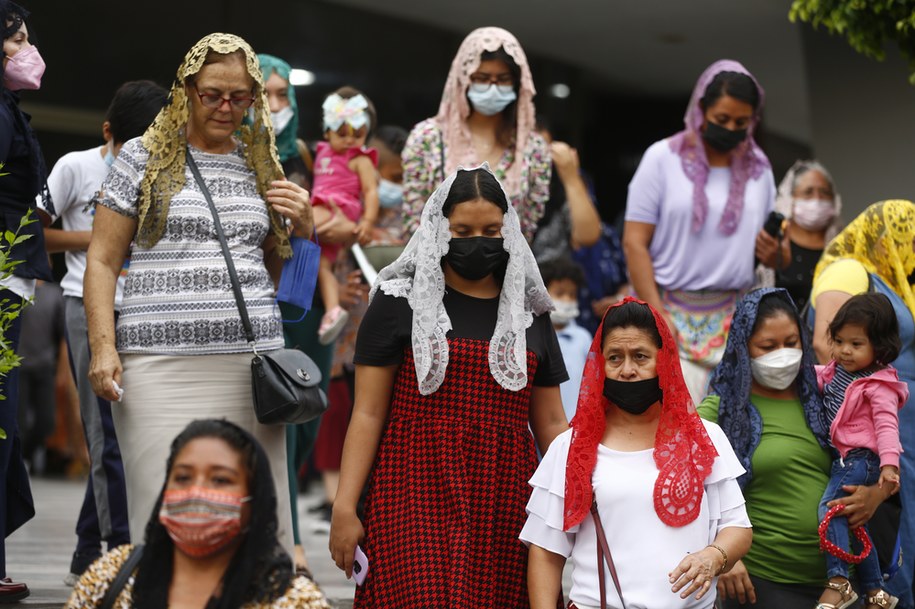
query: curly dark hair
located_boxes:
[132,419,293,609]
[0,1,27,43]
[828,292,901,365]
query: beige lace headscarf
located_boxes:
[137,33,291,258]
[814,200,915,317]
[435,27,536,198]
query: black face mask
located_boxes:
[702,122,747,153]
[445,236,509,281]
[603,376,663,415]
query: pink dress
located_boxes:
[312,142,378,262]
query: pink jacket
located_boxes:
[816,361,908,468]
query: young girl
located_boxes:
[816,293,908,609]
[328,166,568,608]
[312,86,379,345]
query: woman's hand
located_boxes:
[827,484,887,528]
[329,507,365,579]
[669,546,722,600]
[355,218,374,246]
[754,230,789,270]
[550,141,580,182]
[340,270,369,310]
[716,559,756,604]
[879,465,901,492]
[88,343,123,402]
[315,198,359,247]
[266,179,314,237]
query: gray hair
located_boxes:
[789,160,835,196]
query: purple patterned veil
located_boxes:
[668,60,771,235]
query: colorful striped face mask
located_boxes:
[159,487,252,558]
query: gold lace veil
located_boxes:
[137,33,291,258]
[814,199,915,316]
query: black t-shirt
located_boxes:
[355,289,569,387]
[776,240,823,311]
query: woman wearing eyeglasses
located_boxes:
[83,33,314,555]
[400,26,551,241]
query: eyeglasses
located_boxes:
[469,72,514,94]
[193,87,256,110]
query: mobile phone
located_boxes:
[763,211,786,239]
[352,545,369,586]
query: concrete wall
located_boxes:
[802,27,915,221]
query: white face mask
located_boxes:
[270,106,295,135]
[750,348,803,390]
[550,299,579,327]
[792,199,836,231]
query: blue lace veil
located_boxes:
[710,287,829,488]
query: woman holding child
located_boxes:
[809,200,915,608]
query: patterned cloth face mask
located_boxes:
[159,486,252,558]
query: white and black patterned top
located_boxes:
[823,364,879,436]
[97,138,284,355]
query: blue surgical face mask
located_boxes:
[467,84,517,117]
[378,178,403,209]
[104,143,116,167]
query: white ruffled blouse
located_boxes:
[520,421,750,609]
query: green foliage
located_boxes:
[790,0,915,83]
[0,211,35,402]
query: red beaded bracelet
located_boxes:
[818,504,873,565]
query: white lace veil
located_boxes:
[370,163,553,395]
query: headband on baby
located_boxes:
[322,93,370,132]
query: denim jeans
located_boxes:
[818,449,883,591]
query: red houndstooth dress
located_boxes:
[353,290,567,608]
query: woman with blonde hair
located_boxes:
[85,33,314,553]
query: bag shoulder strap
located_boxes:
[99,544,144,609]
[439,127,446,183]
[185,149,256,348]
[590,501,625,609]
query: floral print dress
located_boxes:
[400,118,551,241]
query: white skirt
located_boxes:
[113,352,293,555]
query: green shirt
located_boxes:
[698,394,831,586]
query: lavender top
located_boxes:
[625,139,775,291]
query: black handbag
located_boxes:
[186,150,327,425]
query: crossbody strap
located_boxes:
[439,128,446,182]
[185,149,257,349]
[99,544,144,609]
[590,501,625,609]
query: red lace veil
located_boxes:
[563,297,718,530]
